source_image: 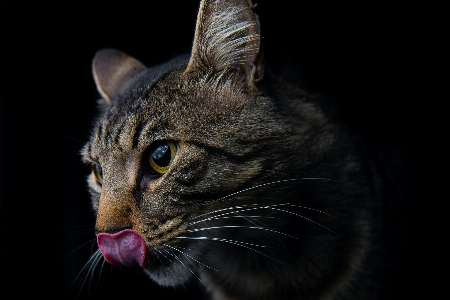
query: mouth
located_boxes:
[97,229,156,268]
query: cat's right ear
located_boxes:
[92,49,146,103]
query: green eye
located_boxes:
[149,141,177,175]
[93,165,103,185]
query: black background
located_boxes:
[0,0,445,299]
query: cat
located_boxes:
[81,0,386,299]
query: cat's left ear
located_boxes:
[92,48,147,103]
[185,0,263,89]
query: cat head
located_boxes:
[82,0,292,240]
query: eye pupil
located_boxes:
[149,142,176,174]
[152,144,169,161]
[152,144,171,168]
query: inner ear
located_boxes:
[185,0,262,88]
[92,48,147,103]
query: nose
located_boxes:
[95,192,134,234]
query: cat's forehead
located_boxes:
[87,67,253,160]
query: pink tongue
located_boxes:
[97,229,147,268]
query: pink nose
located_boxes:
[97,229,147,268]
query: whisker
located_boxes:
[165,244,202,273]
[196,215,275,222]
[165,249,202,283]
[152,248,165,265]
[95,259,106,291]
[231,211,287,244]
[191,202,334,223]
[190,204,338,235]
[190,205,265,223]
[164,244,218,272]
[176,236,268,248]
[69,249,100,289]
[71,249,102,299]
[187,226,298,240]
[190,205,284,224]
[267,206,339,236]
[65,229,96,243]
[233,211,282,232]
[163,250,188,294]
[62,237,97,260]
[87,251,104,292]
[192,214,278,233]
[156,247,172,262]
[155,247,177,269]
[201,178,340,207]
[175,236,286,265]
[278,203,336,218]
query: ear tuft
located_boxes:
[186,0,262,88]
[92,49,146,103]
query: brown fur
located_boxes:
[82,0,383,299]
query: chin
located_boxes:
[142,243,203,287]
